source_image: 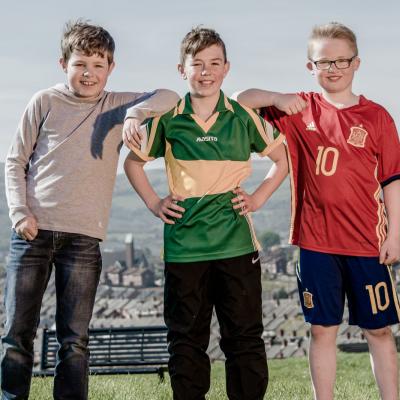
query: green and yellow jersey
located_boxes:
[131,91,284,262]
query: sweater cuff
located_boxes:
[10,207,33,229]
[124,107,146,122]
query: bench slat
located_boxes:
[37,326,169,379]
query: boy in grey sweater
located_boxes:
[1,20,178,400]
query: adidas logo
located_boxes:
[306,121,317,131]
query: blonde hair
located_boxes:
[307,22,358,59]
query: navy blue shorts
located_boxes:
[297,248,400,329]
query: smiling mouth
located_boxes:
[81,81,96,86]
[327,76,341,82]
[199,80,214,85]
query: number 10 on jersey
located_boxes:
[316,146,339,176]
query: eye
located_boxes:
[314,60,331,70]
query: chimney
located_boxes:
[125,234,134,269]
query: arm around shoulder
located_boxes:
[233,89,307,115]
[232,89,279,108]
[123,90,179,148]
[125,89,180,121]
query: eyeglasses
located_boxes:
[312,56,357,70]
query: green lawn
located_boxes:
[30,352,381,399]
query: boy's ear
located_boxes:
[108,61,115,75]
[59,58,67,72]
[223,61,230,77]
[306,61,314,74]
[353,56,361,71]
[177,64,187,80]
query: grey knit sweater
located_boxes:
[5,84,178,240]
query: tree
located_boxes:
[260,231,281,249]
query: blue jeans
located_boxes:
[0,230,102,400]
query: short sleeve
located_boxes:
[261,106,291,137]
[241,105,284,157]
[129,116,166,161]
[377,110,400,186]
[261,92,309,136]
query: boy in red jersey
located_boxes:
[236,22,400,400]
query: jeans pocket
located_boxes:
[12,228,25,241]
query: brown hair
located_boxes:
[307,22,358,59]
[180,26,227,65]
[61,20,115,64]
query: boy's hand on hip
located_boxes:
[379,236,400,265]
[273,93,307,115]
[122,117,143,149]
[231,188,258,215]
[152,195,186,224]
[15,216,38,241]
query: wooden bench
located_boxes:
[33,326,169,380]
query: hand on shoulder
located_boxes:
[273,93,307,115]
[122,117,144,150]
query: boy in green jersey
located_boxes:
[124,27,288,400]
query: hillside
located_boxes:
[0,160,292,254]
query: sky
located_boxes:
[1,0,399,163]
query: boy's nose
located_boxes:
[327,63,337,73]
[83,70,91,77]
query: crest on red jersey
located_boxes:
[347,126,368,148]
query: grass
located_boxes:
[29,352,383,399]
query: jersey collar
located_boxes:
[176,91,234,116]
[317,93,368,111]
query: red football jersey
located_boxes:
[262,92,400,256]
